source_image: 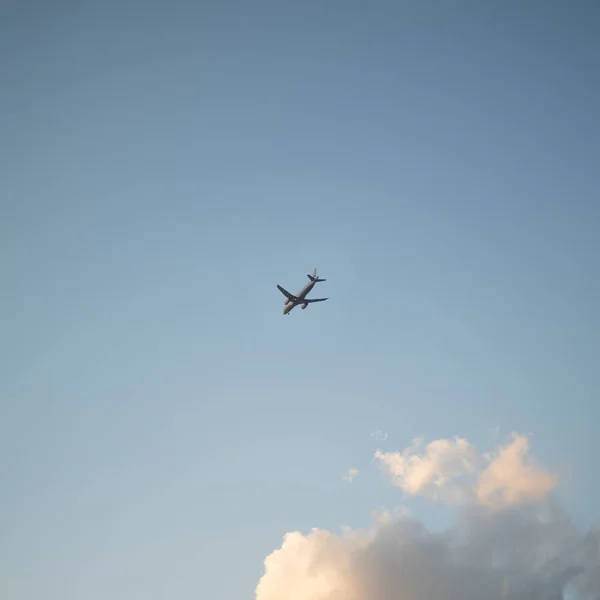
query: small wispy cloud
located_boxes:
[489,425,501,437]
[342,467,358,483]
[370,429,388,442]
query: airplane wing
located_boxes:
[302,297,328,303]
[277,285,298,301]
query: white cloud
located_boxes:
[256,506,600,600]
[475,433,559,509]
[255,432,599,600]
[374,433,558,509]
[374,436,479,503]
[343,467,359,483]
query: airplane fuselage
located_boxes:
[283,280,315,314]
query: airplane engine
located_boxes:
[301,303,308,310]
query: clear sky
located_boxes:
[2,1,599,599]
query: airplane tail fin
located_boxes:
[307,268,326,282]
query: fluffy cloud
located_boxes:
[343,467,359,483]
[475,433,559,509]
[374,436,479,503]
[255,529,362,600]
[374,433,558,509]
[256,507,600,600]
[255,433,600,600]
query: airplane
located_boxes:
[277,268,328,315]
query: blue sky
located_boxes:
[2,1,599,598]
